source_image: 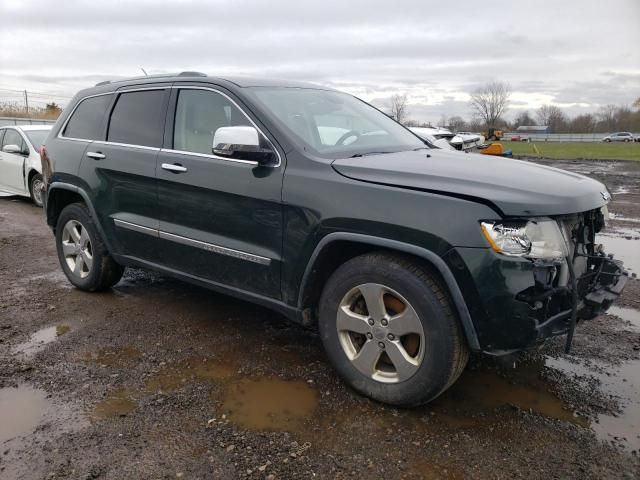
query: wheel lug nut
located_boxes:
[387,333,395,340]
[366,332,373,339]
[381,319,388,326]
[368,318,374,326]
[378,342,385,349]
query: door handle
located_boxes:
[161,163,187,173]
[86,151,106,160]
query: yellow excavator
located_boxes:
[482,127,504,141]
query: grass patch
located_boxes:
[502,141,640,161]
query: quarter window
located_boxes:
[63,94,112,140]
[108,90,166,148]
[173,89,251,155]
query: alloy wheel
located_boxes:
[32,178,45,206]
[336,283,425,383]
[61,219,93,279]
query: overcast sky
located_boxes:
[1,0,638,123]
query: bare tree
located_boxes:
[597,104,619,132]
[537,105,566,133]
[390,93,409,124]
[448,115,467,132]
[633,97,640,110]
[514,110,535,128]
[469,81,511,128]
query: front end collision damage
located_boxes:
[451,207,628,355]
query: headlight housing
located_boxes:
[480,218,568,259]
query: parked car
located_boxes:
[40,73,628,406]
[409,127,457,150]
[0,125,51,207]
[602,132,635,143]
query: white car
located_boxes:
[0,125,51,207]
[409,127,457,150]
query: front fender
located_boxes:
[297,232,481,351]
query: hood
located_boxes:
[332,150,608,217]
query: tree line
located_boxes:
[395,82,640,134]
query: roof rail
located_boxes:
[94,71,207,87]
[178,71,207,77]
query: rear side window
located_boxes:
[107,90,166,148]
[63,94,112,140]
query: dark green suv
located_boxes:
[40,72,627,406]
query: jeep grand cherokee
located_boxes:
[40,72,628,406]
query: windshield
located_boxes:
[248,87,426,158]
[24,130,49,150]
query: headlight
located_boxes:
[480,218,568,259]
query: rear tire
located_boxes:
[55,202,123,291]
[29,173,45,208]
[318,252,469,406]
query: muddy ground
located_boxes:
[1,159,640,480]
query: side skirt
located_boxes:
[113,254,302,324]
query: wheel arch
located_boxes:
[46,182,115,254]
[297,232,481,351]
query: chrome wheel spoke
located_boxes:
[79,227,90,247]
[73,255,85,275]
[336,306,370,334]
[351,340,381,376]
[385,341,419,381]
[82,250,93,270]
[66,223,81,244]
[62,242,76,257]
[358,284,386,320]
[388,307,421,336]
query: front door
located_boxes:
[156,86,284,299]
[0,129,28,194]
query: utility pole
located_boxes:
[24,90,29,115]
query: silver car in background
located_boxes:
[602,132,635,142]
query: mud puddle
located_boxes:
[145,356,236,394]
[221,378,318,431]
[92,388,138,420]
[608,305,640,331]
[433,364,589,427]
[547,357,640,452]
[0,385,51,444]
[598,234,640,273]
[82,345,142,367]
[12,324,71,357]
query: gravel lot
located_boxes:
[1,159,639,480]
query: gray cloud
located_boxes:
[1,0,638,123]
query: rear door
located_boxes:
[0,128,28,194]
[78,86,170,263]
[155,85,284,298]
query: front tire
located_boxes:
[29,173,45,208]
[55,203,123,291]
[318,252,469,406]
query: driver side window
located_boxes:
[1,129,26,153]
[173,89,251,155]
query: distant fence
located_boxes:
[0,116,56,127]
[503,132,640,143]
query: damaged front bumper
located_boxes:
[450,207,629,354]
[529,256,628,344]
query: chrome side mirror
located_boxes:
[212,126,276,165]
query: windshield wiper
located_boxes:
[349,151,395,158]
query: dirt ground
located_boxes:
[1,159,640,480]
